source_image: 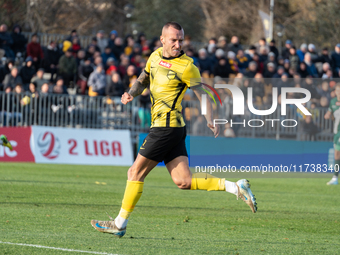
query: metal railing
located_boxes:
[22,32,93,48]
[0,92,334,143]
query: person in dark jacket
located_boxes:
[0,24,14,59]
[213,57,233,78]
[11,25,27,55]
[42,41,61,82]
[3,67,22,90]
[58,48,77,87]
[20,56,36,89]
[106,72,124,97]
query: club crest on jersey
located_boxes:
[167,70,176,80]
[159,60,172,69]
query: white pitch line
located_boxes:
[0,241,121,255]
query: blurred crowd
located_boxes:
[0,24,339,137]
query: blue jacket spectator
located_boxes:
[304,53,318,78]
[331,44,340,74]
[88,65,106,96]
[198,48,213,74]
[296,43,307,62]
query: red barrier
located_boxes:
[0,127,35,162]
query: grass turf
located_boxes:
[0,163,339,255]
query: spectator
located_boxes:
[264,52,277,69]
[106,57,117,75]
[258,46,268,63]
[96,30,108,53]
[331,44,340,76]
[297,62,309,78]
[303,77,320,101]
[250,73,265,103]
[252,53,264,74]
[269,39,279,59]
[106,72,124,97]
[20,56,36,88]
[182,35,196,53]
[40,82,50,95]
[317,81,331,102]
[213,57,233,78]
[75,49,86,66]
[197,48,212,74]
[77,58,94,95]
[283,59,291,74]
[102,46,115,68]
[300,115,319,140]
[31,68,49,91]
[123,65,137,91]
[3,67,22,90]
[272,66,285,78]
[89,37,101,52]
[263,62,276,79]
[318,47,332,66]
[28,82,38,97]
[71,37,81,56]
[111,37,124,61]
[304,52,319,78]
[207,38,217,57]
[42,41,60,82]
[88,64,106,96]
[58,48,77,87]
[297,43,308,62]
[227,51,238,73]
[244,61,257,78]
[108,30,118,50]
[217,36,228,52]
[236,49,249,73]
[85,44,96,60]
[52,77,68,94]
[308,44,318,61]
[228,36,242,54]
[11,24,27,55]
[124,35,135,57]
[256,38,269,56]
[289,46,300,71]
[66,29,78,43]
[26,33,44,70]
[320,62,332,78]
[118,55,130,78]
[0,24,14,59]
[282,40,292,59]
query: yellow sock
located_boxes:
[191,173,225,191]
[118,180,144,220]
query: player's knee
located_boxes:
[173,178,191,189]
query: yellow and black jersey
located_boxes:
[144,47,201,128]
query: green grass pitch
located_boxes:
[0,163,339,254]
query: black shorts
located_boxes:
[139,126,188,164]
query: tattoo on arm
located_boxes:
[128,71,150,97]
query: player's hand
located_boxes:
[121,92,134,105]
[207,122,219,138]
[324,111,331,120]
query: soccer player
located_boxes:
[91,22,257,237]
[0,135,13,150]
[325,84,340,185]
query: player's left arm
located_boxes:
[182,63,219,138]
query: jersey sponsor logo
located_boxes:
[159,60,172,69]
[37,131,60,159]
